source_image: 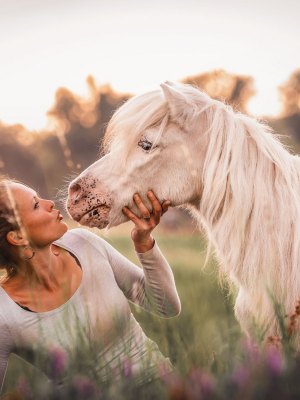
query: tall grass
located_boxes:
[3,224,300,399]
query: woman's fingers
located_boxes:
[122,206,141,224]
[162,200,171,214]
[122,205,150,227]
[133,193,151,219]
[147,191,162,218]
[124,192,171,225]
[122,206,152,242]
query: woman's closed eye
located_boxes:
[33,196,40,209]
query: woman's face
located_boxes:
[8,183,68,247]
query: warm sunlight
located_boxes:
[0,0,299,130]
[1,2,300,397]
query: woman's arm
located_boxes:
[104,237,181,318]
[106,191,181,317]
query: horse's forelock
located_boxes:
[102,90,168,162]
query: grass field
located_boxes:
[4,224,300,399]
[3,223,243,396]
[104,224,241,374]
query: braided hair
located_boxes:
[0,177,21,279]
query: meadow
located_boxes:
[3,222,300,399]
[106,224,241,372]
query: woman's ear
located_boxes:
[6,231,28,246]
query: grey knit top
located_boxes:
[0,228,180,390]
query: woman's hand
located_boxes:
[122,191,171,253]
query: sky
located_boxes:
[0,0,299,130]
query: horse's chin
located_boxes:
[78,205,111,229]
[107,212,130,228]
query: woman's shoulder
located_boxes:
[0,301,15,347]
[0,291,12,326]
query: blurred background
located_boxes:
[0,0,299,206]
[1,0,300,392]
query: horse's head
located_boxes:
[66,82,214,228]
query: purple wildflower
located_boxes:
[189,368,215,397]
[265,347,284,376]
[243,338,260,364]
[49,346,68,379]
[123,358,133,378]
[231,365,250,387]
[72,375,99,397]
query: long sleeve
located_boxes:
[55,228,181,318]
[0,315,14,394]
[102,238,181,318]
[0,228,177,389]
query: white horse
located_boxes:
[67,81,300,340]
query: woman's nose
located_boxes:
[47,200,55,210]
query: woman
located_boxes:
[0,178,180,395]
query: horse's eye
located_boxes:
[138,139,153,152]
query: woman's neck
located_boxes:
[9,244,64,291]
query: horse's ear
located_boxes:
[160,82,192,129]
[160,82,189,108]
[162,80,177,87]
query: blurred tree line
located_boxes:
[0,69,299,203]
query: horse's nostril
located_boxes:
[69,182,82,204]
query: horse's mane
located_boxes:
[104,83,300,325]
[197,94,300,324]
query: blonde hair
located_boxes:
[0,177,21,278]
